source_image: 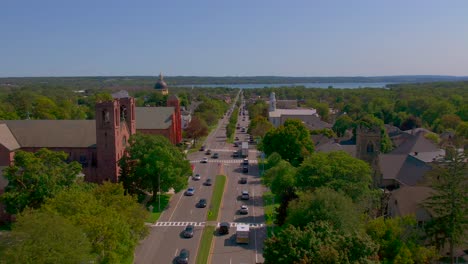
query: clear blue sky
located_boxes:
[1,0,467,77]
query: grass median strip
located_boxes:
[207,175,226,221]
[196,174,226,263]
[195,226,215,264]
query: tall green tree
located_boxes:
[248,116,274,138]
[263,221,378,264]
[0,210,94,264]
[262,159,297,225]
[119,134,191,200]
[332,115,354,137]
[366,216,439,263]
[286,188,362,233]
[1,149,82,214]
[424,151,468,263]
[42,182,148,263]
[261,119,314,167]
[295,151,373,202]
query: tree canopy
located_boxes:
[263,221,378,264]
[1,148,82,214]
[261,119,314,167]
[119,134,192,199]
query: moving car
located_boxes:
[239,205,248,215]
[185,187,195,196]
[205,149,212,155]
[243,158,249,165]
[242,165,248,173]
[241,190,249,200]
[201,157,208,163]
[212,153,219,159]
[199,146,205,151]
[183,225,194,238]
[232,151,239,158]
[192,174,201,181]
[218,222,230,235]
[239,177,247,184]
[204,178,212,186]
[197,198,207,208]
[176,249,190,264]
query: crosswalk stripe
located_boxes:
[151,221,265,227]
[190,159,258,164]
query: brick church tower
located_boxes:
[167,95,182,144]
[356,125,382,187]
[95,96,136,183]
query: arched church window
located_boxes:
[367,142,374,153]
[120,106,127,121]
[102,110,110,124]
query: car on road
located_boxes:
[192,174,201,181]
[201,157,208,163]
[243,158,249,165]
[235,136,239,140]
[204,178,212,186]
[176,249,189,264]
[183,225,194,238]
[232,151,239,158]
[185,187,195,196]
[205,149,212,155]
[212,153,219,159]
[197,198,207,208]
[241,127,246,132]
[239,177,247,184]
[242,165,248,173]
[218,222,230,235]
[239,205,249,215]
[199,146,205,151]
[233,142,239,147]
[241,190,249,200]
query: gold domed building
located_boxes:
[154,73,169,95]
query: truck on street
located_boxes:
[241,142,248,158]
[236,224,250,244]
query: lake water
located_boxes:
[183,82,393,89]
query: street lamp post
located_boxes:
[158,174,161,212]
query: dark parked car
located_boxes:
[242,166,248,173]
[183,225,194,238]
[199,146,206,151]
[218,222,230,235]
[232,151,239,158]
[176,249,190,264]
[212,153,219,159]
[239,177,247,184]
[205,149,212,155]
[197,198,207,208]
[204,178,212,186]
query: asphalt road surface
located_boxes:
[135,93,266,264]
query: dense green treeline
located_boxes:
[243,82,468,136]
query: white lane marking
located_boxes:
[168,192,185,221]
[174,248,178,256]
[190,209,193,215]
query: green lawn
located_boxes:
[195,226,215,264]
[207,175,226,221]
[145,194,172,223]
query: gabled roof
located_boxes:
[390,131,439,154]
[0,123,20,150]
[135,107,174,130]
[379,154,431,186]
[0,120,96,148]
[390,186,433,216]
[315,139,356,158]
[403,127,432,135]
[112,90,130,99]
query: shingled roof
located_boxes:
[0,123,20,150]
[379,154,431,186]
[0,120,96,148]
[389,186,433,216]
[390,131,439,154]
[135,107,174,130]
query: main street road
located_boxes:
[135,93,266,264]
